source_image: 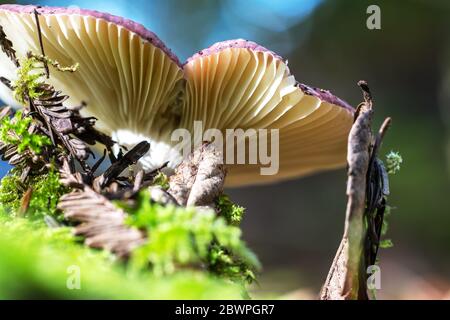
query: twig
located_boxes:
[99,141,150,188]
[33,9,49,78]
[320,81,391,300]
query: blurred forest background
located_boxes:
[1,0,449,299]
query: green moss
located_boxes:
[0,111,51,154]
[379,150,402,251]
[208,243,258,284]
[12,53,79,104]
[386,151,403,175]
[0,170,22,212]
[216,194,245,226]
[126,191,259,283]
[28,166,69,219]
[152,171,170,190]
[12,55,45,104]
[0,212,243,299]
[0,167,68,219]
[377,150,402,252]
[379,239,393,249]
[379,205,395,250]
[0,154,254,297]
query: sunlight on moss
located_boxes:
[0,171,22,212]
[0,167,68,219]
[12,53,79,104]
[12,55,46,104]
[29,166,69,219]
[216,194,245,226]
[0,111,51,154]
[126,191,259,283]
[152,171,170,190]
[0,212,244,299]
[386,151,403,175]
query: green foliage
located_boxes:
[126,191,259,283]
[0,111,51,154]
[373,152,402,254]
[0,167,68,219]
[379,205,394,250]
[28,166,69,219]
[208,243,257,284]
[379,239,394,249]
[386,151,403,175]
[13,55,45,104]
[12,53,79,104]
[381,205,392,236]
[0,170,22,211]
[152,171,169,190]
[0,152,253,298]
[216,194,245,226]
[0,212,243,299]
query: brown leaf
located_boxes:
[58,187,146,257]
[168,142,226,206]
[0,25,19,67]
[99,141,150,188]
[58,157,84,189]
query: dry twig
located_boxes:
[320,81,391,300]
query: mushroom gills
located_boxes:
[182,45,353,185]
[0,9,185,144]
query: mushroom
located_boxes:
[0,5,354,186]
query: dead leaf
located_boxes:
[58,187,146,257]
[168,142,226,206]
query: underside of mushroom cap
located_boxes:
[0,5,354,186]
[0,6,183,130]
[183,39,354,185]
[0,4,186,170]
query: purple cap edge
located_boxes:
[0,4,182,67]
[297,83,354,112]
[185,39,283,64]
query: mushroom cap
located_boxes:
[0,5,354,186]
[0,4,185,170]
[183,39,353,185]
